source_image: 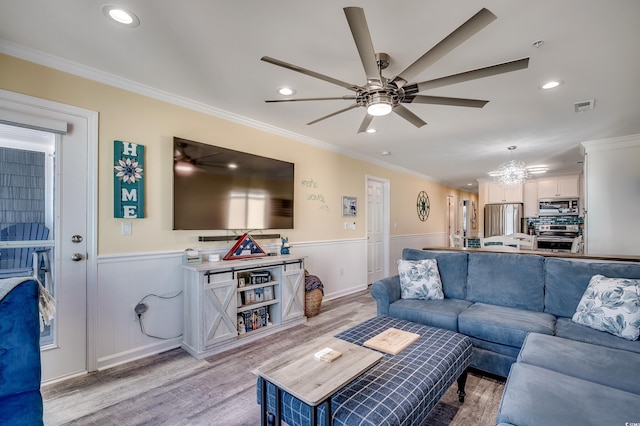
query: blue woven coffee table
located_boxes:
[257,315,473,426]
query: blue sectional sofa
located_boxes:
[370,249,640,377]
[0,278,44,426]
[496,332,640,426]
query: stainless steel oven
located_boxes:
[537,224,579,252]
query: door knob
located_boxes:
[71,253,84,261]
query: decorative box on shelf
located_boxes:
[182,249,202,264]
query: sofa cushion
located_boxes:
[497,363,640,426]
[518,333,640,394]
[544,258,640,318]
[555,317,640,354]
[0,390,43,426]
[571,275,640,340]
[0,279,42,400]
[458,303,555,348]
[402,249,468,299]
[466,252,545,311]
[397,259,444,300]
[388,298,472,332]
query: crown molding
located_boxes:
[0,40,441,184]
[581,134,640,153]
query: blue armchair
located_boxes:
[0,278,43,425]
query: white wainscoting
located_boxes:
[94,238,370,369]
[389,232,447,274]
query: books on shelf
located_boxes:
[238,306,269,333]
[250,271,271,285]
[363,328,421,355]
[263,286,274,301]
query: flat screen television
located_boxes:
[173,137,294,230]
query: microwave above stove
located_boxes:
[538,198,579,216]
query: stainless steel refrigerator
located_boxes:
[484,203,523,237]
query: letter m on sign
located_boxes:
[113,140,145,218]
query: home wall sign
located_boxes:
[114,140,145,218]
[417,191,430,222]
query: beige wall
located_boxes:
[1,53,476,255]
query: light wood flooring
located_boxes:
[42,290,504,425]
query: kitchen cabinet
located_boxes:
[487,182,523,203]
[181,255,306,359]
[537,176,579,198]
[523,181,538,217]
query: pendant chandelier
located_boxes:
[491,146,530,187]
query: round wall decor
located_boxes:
[416,191,430,221]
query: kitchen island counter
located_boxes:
[422,246,640,263]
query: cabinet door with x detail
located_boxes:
[202,275,238,348]
[281,263,305,323]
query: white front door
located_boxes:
[0,90,97,382]
[366,177,388,285]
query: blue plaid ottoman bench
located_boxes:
[257,315,473,425]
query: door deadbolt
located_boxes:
[71,235,83,243]
[71,253,84,261]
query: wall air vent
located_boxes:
[575,99,595,113]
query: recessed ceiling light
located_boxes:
[278,87,296,96]
[228,163,238,169]
[380,151,391,156]
[541,80,562,90]
[102,5,140,27]
[366,128,377,134]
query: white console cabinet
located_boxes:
[181,255,306,359]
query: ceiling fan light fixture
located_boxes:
[366,93,393,116]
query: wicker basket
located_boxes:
[305,288,323,317]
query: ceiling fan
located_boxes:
[262,7,529,133]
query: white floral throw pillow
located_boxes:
[397,259,444,300]
[572,275,640,340]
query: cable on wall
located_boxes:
[134,291,183,340]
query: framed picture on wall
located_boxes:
[342,196,357,216]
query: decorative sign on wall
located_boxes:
[113,140,145,218]
[416,191,430,222]
[223,233,267,260]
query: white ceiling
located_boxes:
[1,0,639,191]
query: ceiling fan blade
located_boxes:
[415,58,530,91]
[344,7,380,83]
[307,104,360,125]
[392,8,497,87]
[261,56,362,92]
[405,95,489,108]
[393,105,427,128]
[266,96,357,103]
[357,114,374,133]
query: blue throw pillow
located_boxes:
[397,259,444,300]
[572,275,640,341]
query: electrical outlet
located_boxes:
[134,302,148,315]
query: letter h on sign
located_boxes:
[113,140,145,218]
